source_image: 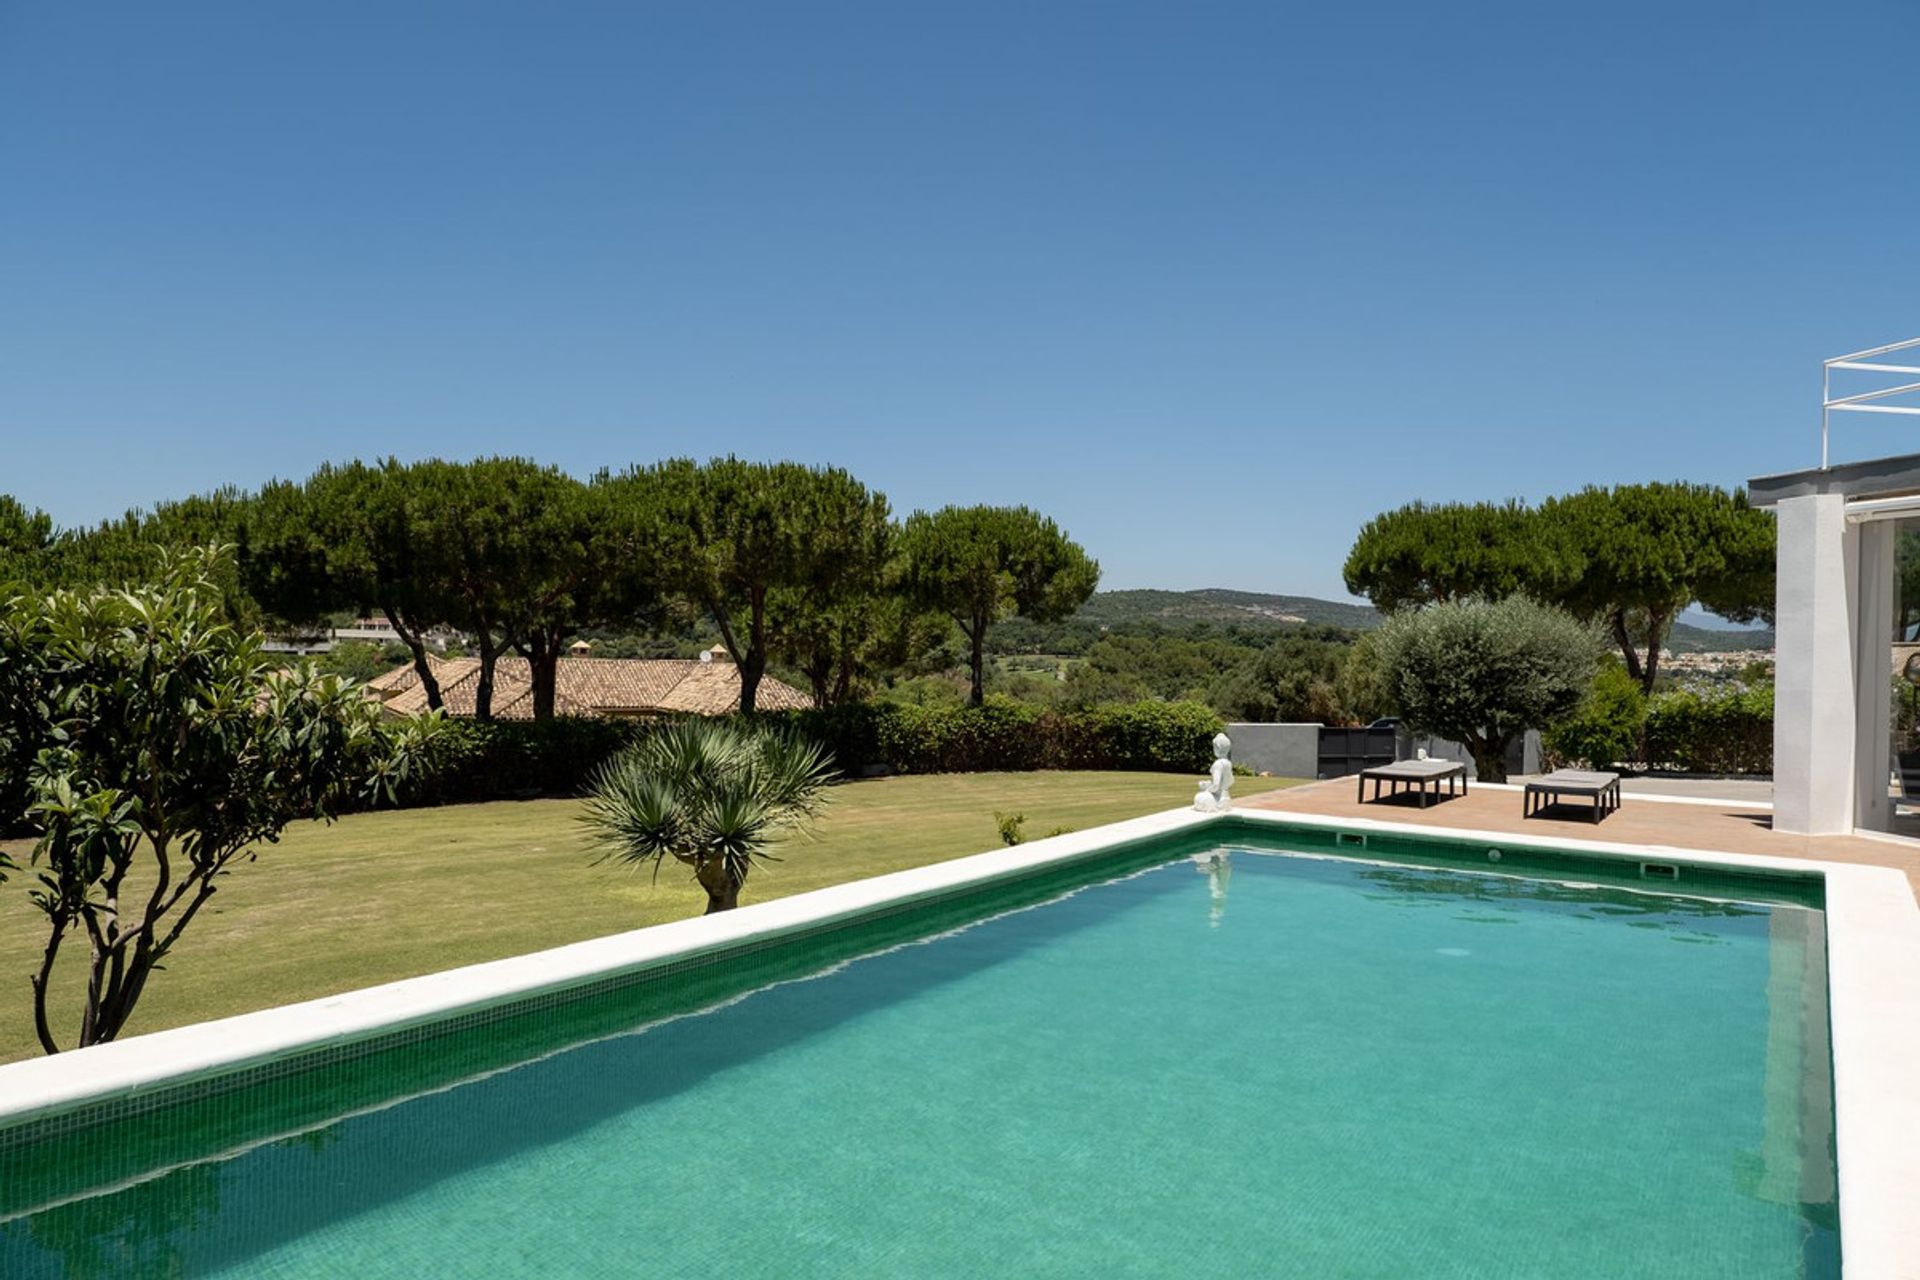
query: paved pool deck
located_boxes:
[1241,777,1920,902]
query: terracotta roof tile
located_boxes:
[370,654,811,719]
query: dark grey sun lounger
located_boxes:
[1522,769,1621,823]
[1357,758,1468,807]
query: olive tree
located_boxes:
[579,720,836,914]
[0,549,442,1053]
[1373,596,1598,782]
[898,505,1100,706]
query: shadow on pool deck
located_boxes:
[1239,778,1920,903]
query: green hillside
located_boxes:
[1067,589,1773,653]
[1074,588,1381,631]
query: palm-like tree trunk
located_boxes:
[696,859,741,913]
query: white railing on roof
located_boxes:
[1824,337,1920,469]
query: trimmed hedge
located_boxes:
[398,717,651,807]
[390,698,1225,807]
[1642,684,1773,775]
[1545,681,1774,775]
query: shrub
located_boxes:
[1374,597,1599,782]
[1545,663,1647,770]
[1643,684,1772,774]
[875,699,1046,772]
[394,717,651,807]
[1057,701,1222,771]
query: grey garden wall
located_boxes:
[1399,728,1541,780]
[1227,722,1541,780]
[1224,723,1322,779]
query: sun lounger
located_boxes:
[1357,759,1468,807]
[1523,769,1621,823]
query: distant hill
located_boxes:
[1072,588,1774,652]
[1664,621,1774,654]
[1074,589,1380,631]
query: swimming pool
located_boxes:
[0,814,1876,1276]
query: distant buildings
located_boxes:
[263,617,461,656]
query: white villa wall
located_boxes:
[1772,494,1859,835]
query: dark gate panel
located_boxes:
[1316,726,1397,778]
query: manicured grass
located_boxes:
[0,771,1298,1064]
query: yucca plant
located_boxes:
[580,719,837,914]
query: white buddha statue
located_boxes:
[1192,732,1234,812]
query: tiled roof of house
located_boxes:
[371,653,812,720]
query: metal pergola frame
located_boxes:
[1824,336,1920,469]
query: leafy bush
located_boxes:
[1057,700,1222,771]
[995,812,1027,846]
[1374,597,1599,782]
[1545,663,1647,769]
[395,717,651,807]
[1643,684,1772,774]
[875,699,1046,772]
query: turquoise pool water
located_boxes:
[0,841,1837,1278]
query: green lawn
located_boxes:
[0,771,1298,1064]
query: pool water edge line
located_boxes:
[1,805,1915,1277]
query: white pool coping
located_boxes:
[1,804,1915,1277]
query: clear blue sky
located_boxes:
[2,1,1915,601]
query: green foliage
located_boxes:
[873,672,970,709]
[1544,662,1647,770]
[899,505,1099,706]
[1643,684,1773,774]
[312,641,408,683]
[995,811,1027,846]
[1206,633,1350,723]
[1334,631,1396,723]
[394,717,652,806]
[1069,588,1381,631]
[840,698,1223,774]
[1074,633,1233,703]
[1346,485,1776,694]
[0,495,55,584]
[1374,597,1599,782]
[1058,662,1154,711]
[1344,500,1573,613]
[246,459,658,720]
[1066,701,1225,771]
[1535,482,1774,689]
[0,549,442,1052]
[579,720,837,913]
[607,457,895,715]
[391,700,1219,792]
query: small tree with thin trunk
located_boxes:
[1373,596,1598,782]
[898,505,1099,706]
[0,549,442,1053]
[579,720,836,914]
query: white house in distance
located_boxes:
[1750,337,1920,836]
